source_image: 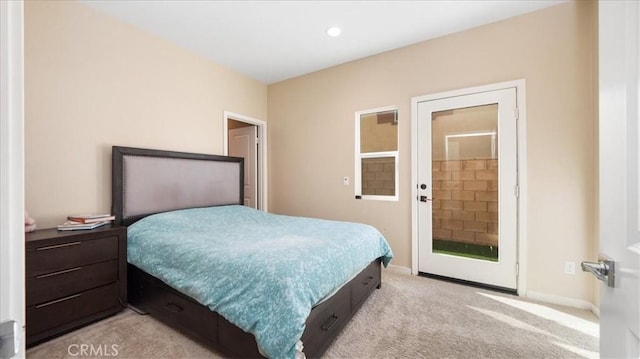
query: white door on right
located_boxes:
[591,1,640,357]
[417,87,518,290]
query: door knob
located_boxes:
[419,196,432,202]
[581,260,615,287]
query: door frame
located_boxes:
[223,111,268,211]
[228,125,258,208]
[410,79,528,296]
[1,0,25,356]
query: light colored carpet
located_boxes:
[27,270,599,358]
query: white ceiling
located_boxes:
[83,0,566,84]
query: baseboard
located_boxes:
[384,268,599,314]
[385,264,411,275]
[386,267,600,316]
[526,290,595,310]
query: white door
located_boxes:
[229,126,258,208]
[417,87,518,290]
[588,1,640,357]
[1,0,25,357]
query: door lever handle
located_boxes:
[581,260,615,287]
[419,196,432,202]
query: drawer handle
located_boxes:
[36,266,83,279]
[165,302,184,313]
[35,293,82,308]
[321,314,338,331]
[362,276,374,286]
[36,241,82,251]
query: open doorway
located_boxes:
[223,111,268,211]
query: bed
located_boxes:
[111,146,393,358]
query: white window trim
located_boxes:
[354,106,399,201]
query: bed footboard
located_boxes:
[302,259,381,356]
[127,259,382,358]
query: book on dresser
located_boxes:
[25,225,127,347]
[58,213,115,231]
[57,220,111,231]
[66,214,115,224]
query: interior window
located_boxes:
[355,107,399,200]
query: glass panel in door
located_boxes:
[431,104,499,262]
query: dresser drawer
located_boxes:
[27,259,118,306]
[26,283,120,336]
[350,260,381,310]
[26,236,118,276]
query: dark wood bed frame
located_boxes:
[111,146,382,358]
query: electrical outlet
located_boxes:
[343,176,350,186]
[564,261,576,275]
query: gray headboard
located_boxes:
[112,146,244,226]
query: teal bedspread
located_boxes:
[127,205,393,359]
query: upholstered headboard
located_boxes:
[112,146,244,226]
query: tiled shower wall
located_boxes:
[432,159,498,246]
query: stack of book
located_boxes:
[57,214,116,231]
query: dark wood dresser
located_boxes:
[25,225,127,347]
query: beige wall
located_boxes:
[268,1,597,303]
[24,1,267,228]
[25,0,598,304]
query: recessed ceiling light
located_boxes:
[326,26,342,37]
